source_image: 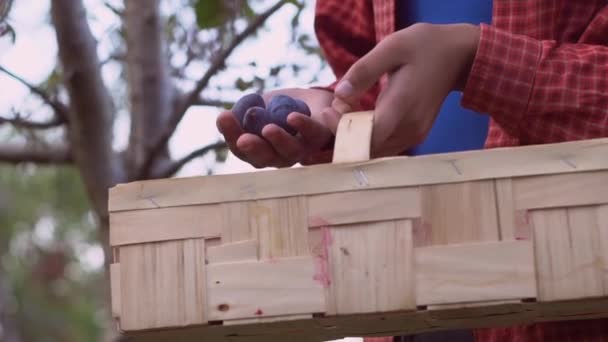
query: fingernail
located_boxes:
[335,80,354,97]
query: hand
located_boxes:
[216,88,336,168]
[330,23,481,157]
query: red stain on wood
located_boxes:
[515,210,532,240]
[254,308,263,316]
[312,224,333,288]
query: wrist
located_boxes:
[444,23,481,91]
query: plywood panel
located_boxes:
[328,220,415,315]
[419,180,499,247]
[120,239,207,331]
[415,241,536,306]
[110,205,221,246]
[206,257,324,321]
[249,197,308,259]
[308,187,421,227]
[514,171,608,210]
[532,207,605,301]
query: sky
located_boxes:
[0,2,364,341]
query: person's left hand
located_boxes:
[326,23,481,157]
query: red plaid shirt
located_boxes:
[313,1,608,341]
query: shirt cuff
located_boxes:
[461,23,542,134]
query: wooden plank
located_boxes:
[332,111,373,163]
[307,187,421,227]
[415,241,537,306]
[109,138,608,211]
[495,178,516,240]
[531,208,605,301]
[598,205,608,295]
[207,240,258,264]
[418,180,499,247]
[110,263,121,318]
[221,201,251,243]
[328,220,415,315]
[514,171,608,210]
[110,205,221,246]
[206,256,325,321]
[119,239,207,331]
[249,197,308,259]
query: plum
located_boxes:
[231,93,265,126]
[242,106,272,136]
[267,95,311,135]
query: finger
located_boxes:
[287,113,334,150]
[262,124,304,163]
[216,110,248,161]
[372,66,421,152]
[236,133,285,168]
[331,97,353,114]
[334,34,405,103]
[320,107,342,135]
[301,149,333,165]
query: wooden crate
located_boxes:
[108,112,608,341]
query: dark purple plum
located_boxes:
[231,93,265,126]
[267,95,311,135]
[242,106,272,136]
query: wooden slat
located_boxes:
[328,220,415,315]
[495,178,516,240]
[120,239,207,331]
[332,111,373,164]
[110,263,121,318]
[598,205,608,295]
[307,187,421,227]
[206,240,258,264]
[249,197,309,259]
[206,256,325,321]
[110,205,221,246]
[418,180,499,247]
[514,171,608,210]
[415,241,536,306]
[531,208,605,301]
[221,201,251,243]
[109,138,608,211]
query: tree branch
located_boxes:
[193,98,234,109]
[155,141,227,179]
[0,143,72,164]
[137,0,290,179]
[0,65,69,121]
[51,0,117,219]
[124,0,173,179]
[0,111,66,130]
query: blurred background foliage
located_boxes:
[0,0,327,340]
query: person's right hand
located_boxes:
[216,88,336,168]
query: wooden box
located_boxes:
[108,112,608,341]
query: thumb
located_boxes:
[334,35,405,104]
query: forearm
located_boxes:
[462,24,608,142]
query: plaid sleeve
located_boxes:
[313,0,381,110]
[462,21,608,144]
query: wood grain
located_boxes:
[110,263,121,318]
[206,240,258,264]
[110,205,221,246]
[109,138,608,211]
[419,180,500,247]
[206,257,325,321]
[307,187,421,227]
[531,207,605,301]
[328,220,415,315]
[415,241,537,306]
[332,111,373,164]
[120,239,207,331]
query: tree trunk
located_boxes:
[124,0,173,179]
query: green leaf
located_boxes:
[194,0,226,29]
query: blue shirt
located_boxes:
[397,0,493,155]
